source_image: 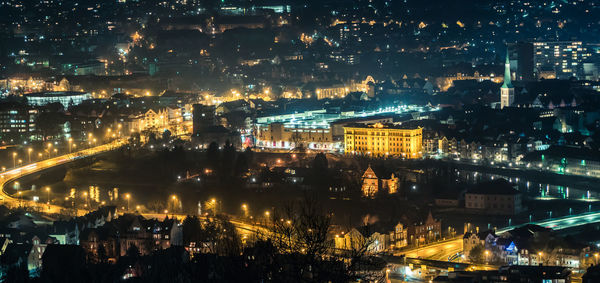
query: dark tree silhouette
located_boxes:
[161,129,172,142]
[36,111,65,141]
[206,141,220,170]
[234,153,249,177]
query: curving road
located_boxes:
[402,211,600,262]
[0,140,126,214]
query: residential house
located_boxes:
[361,165,399,197]
[407,211,442,245]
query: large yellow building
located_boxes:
[344,123,423,158]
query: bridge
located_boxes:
[0,140,125,214]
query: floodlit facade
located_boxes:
[256,122,336,150]
[140,107,188,135]
[361,165,399,197]
[344,123,422,158]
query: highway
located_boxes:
[0,140,126,214]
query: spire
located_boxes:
[501,49,513,89]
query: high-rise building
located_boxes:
[509,42,534,81]
[344,123,422,158]
[533,41,590,79]
[0,103,38,140]
[500,51,515,109]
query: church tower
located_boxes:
[500,50,515,109]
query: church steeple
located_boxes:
[500,48,515,109]
[501,50,513,89]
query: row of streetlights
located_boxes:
[6,131,120,170]
[8,140,75,169]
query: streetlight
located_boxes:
[485,250,490,263]
[45,187,51,204]
[210,198,217,216]
[125,193,131,211]
[241,203,248,217]
[68,138,73,153]
[28,148,32,163]
[83,192,89,208]
[12,152,16,168]
[538,252,543,265]
[171,195,178,213]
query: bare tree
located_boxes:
[267,197,385,282]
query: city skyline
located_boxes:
[0,0,599,282]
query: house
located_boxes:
[462,230,497,259]
[48,220,80,245]
[361,165,399,197]
[140,107,184,134]
[389,222,409,249]
[77,206,118,229]
[466,224,592,268]
[407,211,442,245]
[0,234,55,275]
[79,226,119,262]
[335,225,389,254]
[0,244,40,274]
[464,179,523,215]
[79,214,182,261]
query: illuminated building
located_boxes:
[314,83,351,100]
[313,76,375,100]
[533,41,590,79]
[500,51,515,109]
[408,212,441,244]
[24,91,92,107]
[141,107,188,135]
[255,105,435,151]
[0,103,38,139]
[343,123,423,158]
[256,122,336,150]
[361,165,398,197]
[255,109,346,150]
[438,71,503,92]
